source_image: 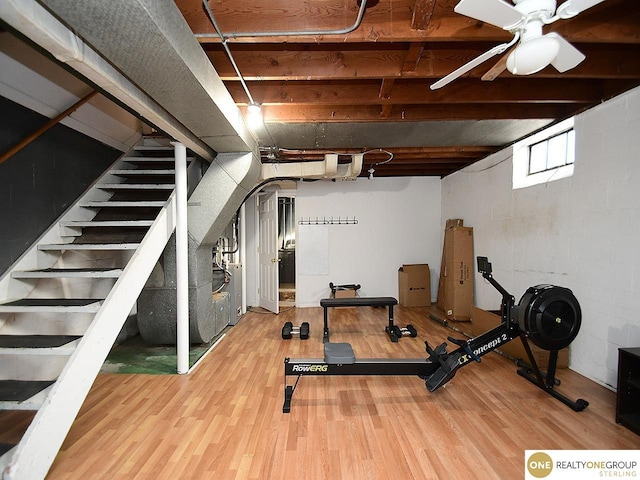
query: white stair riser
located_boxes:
[0,315,95,336]
[0,355,70,381]
[10,278,116,299]
[53,250,133,270]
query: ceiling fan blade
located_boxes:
[430,43,509,90]
[557,0,606,18]
[547,33,586,72]
[454,0,525,30]
[481,45,517,81]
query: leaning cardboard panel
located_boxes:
[437,226,474,320]
[398,264,431,307]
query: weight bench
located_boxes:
[319,296,399,343]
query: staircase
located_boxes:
[0,137,192,479]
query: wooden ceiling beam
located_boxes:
[204,45,640,81]
[411,0,436,31]
[402,42,425,73]
[181,0,639,44]
[255,103,577,122]
[228,79,609,105]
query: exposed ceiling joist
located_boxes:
[175,0,640,177]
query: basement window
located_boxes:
[513,118,575,189]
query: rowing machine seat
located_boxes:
[324,342,356,364]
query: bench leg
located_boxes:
[387,305,398,342]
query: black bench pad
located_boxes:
[320,297,397,308]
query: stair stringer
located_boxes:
[2,192,177,480]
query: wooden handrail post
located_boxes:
[0,90,98,166]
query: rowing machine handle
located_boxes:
[447,336,481,363]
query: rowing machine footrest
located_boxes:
[426,351,462,392]
[324,342,356,364]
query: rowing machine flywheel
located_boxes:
[517,285,581,351]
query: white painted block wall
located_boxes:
[442,86,640,389]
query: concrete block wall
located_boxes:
[441,86,640,389]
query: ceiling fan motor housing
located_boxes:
[516,284,582,351]
[513,0,557,20]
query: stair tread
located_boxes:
[122,156,193,161]
[38,243,140,250]
[133,146,173,150]
[97,183,174,189]
[81,200,166,207]
[0,298,102,307]
[122,157,174,162]
[0,298,103,313]
[0,380,55,402]
[0,443,15,456]
[0,335,81,348]
[61,220,154,227]
[13,268,122,279]
[110,169,175,175]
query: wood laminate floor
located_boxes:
[2,305,638,479]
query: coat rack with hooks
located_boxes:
[298,216,358,226]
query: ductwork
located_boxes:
[0,0,215,161]
[38,0,258,157]
[261,154,364,181]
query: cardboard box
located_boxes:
[437,226,474,320]
[398,264,431,307]
[334,289,356,298]
[470,306,569,368]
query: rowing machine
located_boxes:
[283,256,588,413]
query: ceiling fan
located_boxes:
[430,0,606,90]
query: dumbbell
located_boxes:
[399,324,418,337]
[282,321,310,340]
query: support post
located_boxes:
[239,202,247,314]
[174,142,189,374]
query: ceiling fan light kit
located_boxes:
[430,0,605,89]
[506,34,560,75]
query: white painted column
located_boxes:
[174,142,189,374]
[239,202,247,314]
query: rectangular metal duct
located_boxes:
[38,0,258,156]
